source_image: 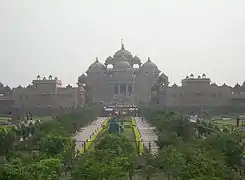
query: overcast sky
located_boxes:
[0,0,244,87]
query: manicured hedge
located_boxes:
[79,118,109,154]
[131,118,144,154]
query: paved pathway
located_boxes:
[134,117,159,155]
[74,117,106,151]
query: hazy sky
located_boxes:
[0,0,245,87]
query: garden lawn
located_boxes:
[121,121,137,152]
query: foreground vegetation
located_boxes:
[0,106,100,180]
[142,107,245,179]
[1,106,245,179]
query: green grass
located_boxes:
[121,120,137,152]
[122,127,135,141]
[122,126,137,152]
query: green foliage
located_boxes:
[0,126,16,156]
[0,107,99,179]
[141,108,245,179]
[72,134,135,180]
[155,146,186,179]
[72,152,125,180]
[203,132,244,168]
[29,158,62,180]
[0,158,62,180]
[95,133,134,156]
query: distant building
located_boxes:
[0,83,13,115]
[10,75,85,117]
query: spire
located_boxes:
[96,57,99,62]
[147,57,151,62]
[121,38,125,50]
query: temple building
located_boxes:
[77,43,168,106]
[1,42,245,116]
[77,43,245,113]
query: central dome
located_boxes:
[113,43,132,60]
[113,61,132,69]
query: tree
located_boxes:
[203,132,244,169]
[72,151,125,180]
[39,134,75,158]
[29,158,62,180]
[155,146,186,179]
[181,150,233,180]
[0,126,16,156]
[95,134,134,156]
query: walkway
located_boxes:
[74,117,106,151]
[134,117,159,155]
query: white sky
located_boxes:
[0,0,245,87]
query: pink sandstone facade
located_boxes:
[1,44,245,116]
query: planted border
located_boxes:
[131,118,144,155]
[79,118,109,154]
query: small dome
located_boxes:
[133,55,141,64]
[78,74,87,83]
[140,57,159,73]
[105,56,113,64]
[113,61,132,69]
[88,57,105,71]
